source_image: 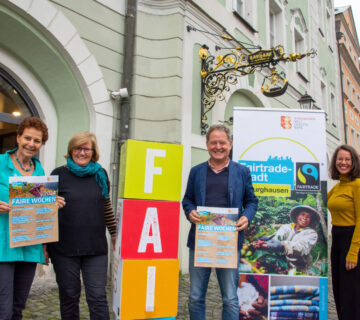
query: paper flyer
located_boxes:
[194,206,238,268]
[9,175,58,248]
[233,108,328,320]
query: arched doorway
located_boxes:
[0,68,38,153]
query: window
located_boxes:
[353,88,356,103]
[326,8,333,42]
[234,0,244,17]
[269,0,284,48]
[233,0,257,28]
[330,93,336,127]
[317,0,324,36]
[347,79,351,97]
[321,81,327,112]
[295,28,306,75]
[351,127,355,147]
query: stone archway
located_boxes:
[0,0,113,167]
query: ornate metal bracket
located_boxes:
[198,43,316,134]
[186,26,317,133]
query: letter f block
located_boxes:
[118,140,183,201]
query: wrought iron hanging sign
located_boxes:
[187,26,317,134]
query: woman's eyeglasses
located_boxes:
[336,158,352,163]
[74,147,94,154]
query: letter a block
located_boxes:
[112,259,179,320]
[117,199,180,260]
[118,140,183,201]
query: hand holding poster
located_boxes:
[194,206,238,268]
[9,175,58,248]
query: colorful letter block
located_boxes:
[118,199,180,260]
[118,140,183,201]
[113,140,183,319]
[112,259,179,320]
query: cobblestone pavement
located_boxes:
[23,269,337,320]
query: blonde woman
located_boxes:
[47,132,116,320]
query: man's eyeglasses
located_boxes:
[74,147,94,154]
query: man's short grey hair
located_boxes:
[206,124,233,142]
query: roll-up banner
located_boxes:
[233,108,328,320]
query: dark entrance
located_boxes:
[0,68,38,153]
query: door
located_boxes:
[0,68,38,153]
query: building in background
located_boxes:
[0,0,343,275]
[335,5,360,150]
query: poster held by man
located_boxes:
[194,206,238,268]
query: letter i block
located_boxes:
[117,199,180,259]
[118,140,183,201]
[112,259,179,320]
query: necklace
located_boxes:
[14,151,33,172]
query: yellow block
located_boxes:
[118,140,183,201]
[115,259,179,320]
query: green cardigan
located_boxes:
[0,148,45,263]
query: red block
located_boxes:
[118,199,180,259]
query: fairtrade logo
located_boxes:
[297,164,318,184]
[280,116,292,129]
[295,163,320,191]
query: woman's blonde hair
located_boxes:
[66,132,100,162]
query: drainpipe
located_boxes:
[111,0,137,208]
[336,31,348,144]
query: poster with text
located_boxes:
[233,108,327,320]
[233,108,327,276]
[195,206,238,268]
[9,175,58,248]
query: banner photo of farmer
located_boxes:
[241,200,327,276]
[258,205,320,274]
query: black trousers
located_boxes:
[0,261,37,320]
[50,252,110,320]
[331,226,360,320]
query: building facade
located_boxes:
[0,0,342,275]
[335,5,360,150]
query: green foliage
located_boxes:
[302,194,317,207]
[312,239,327,260]
[321,262,328,276]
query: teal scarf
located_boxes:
[67,157,109,199]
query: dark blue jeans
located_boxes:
[50,253,110,320]
[188,249,239,320]
[0,261,37,320]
